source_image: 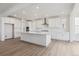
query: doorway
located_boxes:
[4,23,14,39]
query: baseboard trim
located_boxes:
[0,37,21,41]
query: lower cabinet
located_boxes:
[51,32,69,41]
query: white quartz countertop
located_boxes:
[21,31,51,35]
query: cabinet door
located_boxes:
[33,20,43,31]
[48,18,62,28]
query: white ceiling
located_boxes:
[71,4,79,17]
[0,3,17,16]
[0,3,74,20]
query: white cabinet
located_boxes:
[21,32,51,47]
[48,17,68,32]
[51,31,69,41]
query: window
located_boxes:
[75,17,79,33]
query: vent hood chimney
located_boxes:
[42,17,48,26]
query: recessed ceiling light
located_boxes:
[61,12,65,14]
[46,14,49,17]
[34,14,37,16]
[22,11,26,14]
[36,6,40,9]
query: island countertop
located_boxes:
[21,31,51,35]
[21,31,51,47]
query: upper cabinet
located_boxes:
[32,19,43,31]
[48,17,66,32]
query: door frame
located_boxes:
[4,23,14,39]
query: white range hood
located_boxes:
[41,17,49,32]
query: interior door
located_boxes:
[4,23,14,39]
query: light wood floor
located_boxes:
[0,38,79,56]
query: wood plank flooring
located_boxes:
[0,38,79,56]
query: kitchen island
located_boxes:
[21,32,51,47]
